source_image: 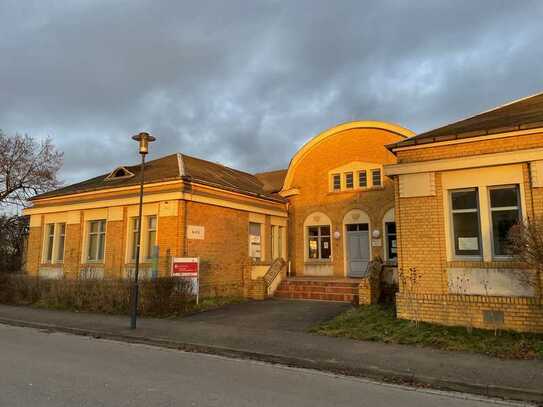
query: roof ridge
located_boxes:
[418,90,543,137]
[180,152,257,178]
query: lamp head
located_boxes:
[132,132,156,155]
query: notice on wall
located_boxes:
[372,239,382,247]
[458,237,478,251]
[187,225,205,240]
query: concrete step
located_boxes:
[275,278,360,304]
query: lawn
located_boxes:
[311,304,543,360]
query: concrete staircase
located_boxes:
[274,277,360,304]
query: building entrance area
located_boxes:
[346,223,370,277]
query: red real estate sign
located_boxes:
[171,257,199,277]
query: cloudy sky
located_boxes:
[1,0,543,186]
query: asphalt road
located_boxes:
[0,324,530,407]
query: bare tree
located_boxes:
[508,218,543,302]
[0,131,63,207]
[0,215,29,273]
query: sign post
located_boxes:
[171,257,200,304]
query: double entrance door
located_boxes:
[346,223,370,277]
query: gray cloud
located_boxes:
[1,0,543,185]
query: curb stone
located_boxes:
[0,317,541,405]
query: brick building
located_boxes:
[24,153,288,297]
[386,93,543,333]
[24,121,412,300]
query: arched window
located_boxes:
[304,212,332,260]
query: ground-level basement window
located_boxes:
[307,225,331,260]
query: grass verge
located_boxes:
[310,304,543,360]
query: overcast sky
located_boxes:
[2,0,543,186]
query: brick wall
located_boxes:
[394,134,543,332]
[184,201,252,297]
[26,225,42,275]
[397,132,543,163]
[396,293,543,333]
[287,127,403,277]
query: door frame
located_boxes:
[346,226,370,277]
[342,209,371,277]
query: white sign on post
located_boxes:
[171,257,200,303]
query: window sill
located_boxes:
[305,260,332,265]
[328,187,385,195]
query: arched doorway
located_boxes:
[343,209,371,277]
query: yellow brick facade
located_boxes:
[390,131,543,333]
[25,182,287,299]
[283,122,413,278]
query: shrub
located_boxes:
[0,274,194,317]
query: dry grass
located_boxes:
[311,304,543,360]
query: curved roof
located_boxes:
[281,121,414,191]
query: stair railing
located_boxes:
[264,258,287,297]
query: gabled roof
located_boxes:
[32,153,285,202]
[388,91,543,149]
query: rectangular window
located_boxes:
[147,215,157,259]
[249,222,262,260]
[332,174,341,191]
[372,169,382,187]
[56,223,66,262]
[358,170,367,188]
[307,225,331,260]
[385,222,397,261]
[131,218,140,261]
[87,220,106,262]
[450,189,481,257]
[490,185,521,256]
[45,223,55,262]
[345,172,354,189]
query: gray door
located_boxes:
[347,226,370,277]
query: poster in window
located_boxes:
[323,241,329,249]
[249,235,261,244]
[250,245,261,258]
[458,237,478,251]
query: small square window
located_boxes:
[358,170,367,188]
[345,172,354,189]
[332,174,341,191]
[372,169,382,187]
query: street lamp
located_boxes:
[130,132,156,329]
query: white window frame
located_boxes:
[307,225,332,260]
[86,219,106,262]
[331,173,341,191]
[488,184,521,259]
[345,172,354,189]
[449,188,483,260]
[371,168,382,187]
[249,222,263,261]
[358,170,368,188]
[146,215,157,259]
[42,222,66,264]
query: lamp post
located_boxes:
[130,132,156,329]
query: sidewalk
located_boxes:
[0,301,541,403]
